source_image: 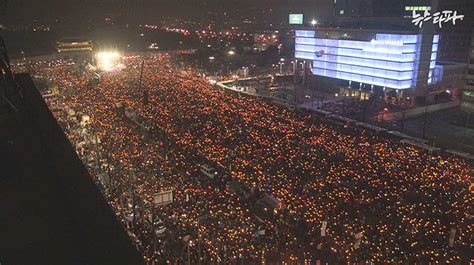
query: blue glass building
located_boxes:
[295,29,440,90]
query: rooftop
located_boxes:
[0,73,144,265]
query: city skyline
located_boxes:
[0,0,472,264]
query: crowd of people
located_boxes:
[14,55,472,264]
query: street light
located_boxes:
[382,107,389,125]
[242,66,249,78]
[311,19,318,26]
[228,50,235,56]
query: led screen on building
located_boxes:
[295,30,439,89]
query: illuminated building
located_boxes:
[295,28,440,99]
[332,0,472,64]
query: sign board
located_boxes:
[154,190,174,206]
[289,14,304,25]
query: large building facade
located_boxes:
[436,0,473,63]
[295,29,440,99]
[55,37,93,60]
[462,35,474,113]
[332,0,472,64]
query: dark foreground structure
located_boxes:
[0,42,144,264]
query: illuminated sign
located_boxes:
[412,10,464,28]
[405,6,431,11]
[289,14,304,25]
[370,39,403,46]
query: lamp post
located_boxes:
[187,240,193,265]
[382,107,389,126]
[242,66,249,78]
[462,111,471,144]
[279,58,285,75]
[422,105,429,138]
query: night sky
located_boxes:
[1,0,334,24]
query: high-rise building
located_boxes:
[332,0,433,32]
[328,0,470,104]
[333,0,431,19]
[436,0,473,63]
[461,34,474,113]
[294,28,441,104]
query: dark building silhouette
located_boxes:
[436,0,473,63]
[461,33,474,113]
[0,41,144,265]
[333,0,430,18]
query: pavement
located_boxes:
[398,107,474,154]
